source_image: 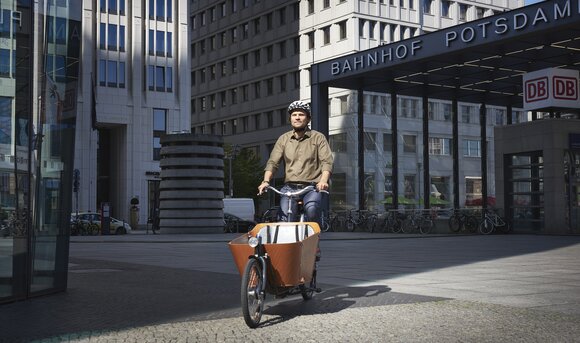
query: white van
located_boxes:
[223,198,255,222]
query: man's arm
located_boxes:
[316,133,333,191]
[257,170,273,195]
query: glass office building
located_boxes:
[0,0,81,303]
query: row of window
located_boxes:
[192,40,297,84]
[99,0,126,15]
[192,108,290,136]
[191,5,298,56]
[192,72,299,113]
[148,30,173,57]
[433,0,492,19]
[337,94,526,125]
[148,0,173,22]
[97,61,173,92]
[191,1,294,30]
[99,23,126,52]
[98,60,126,88]
[330,131,482,157]
[359,20,418,42]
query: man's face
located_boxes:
[290,110,310,130]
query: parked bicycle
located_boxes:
[401,210,434,234]
[479,208,512,235]
[377,210,405,233]
[345,209,378,232]
[448,209,479,234]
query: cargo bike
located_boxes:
[228,185,325,328]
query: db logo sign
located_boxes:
[525,74,578,102]
[553,76,578,101]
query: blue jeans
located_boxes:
[279,184,323,224]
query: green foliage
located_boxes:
[224,144,263,200]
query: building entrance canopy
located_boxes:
[312,0,580,110]
[310,0,580,212]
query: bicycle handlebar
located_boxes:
[266,185,329,198]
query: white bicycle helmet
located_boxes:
[287,100,311,117]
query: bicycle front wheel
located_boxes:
[241,258,265,328]
[448,215,462,233]
[419,218,433,234]
[401,218,415,234]
[465,216,479,233]
[479,218,494,235]
[346,219,355,232]
[367,215,378,233]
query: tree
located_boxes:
[224,144,263,200]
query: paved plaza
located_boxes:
[1,232,580,342]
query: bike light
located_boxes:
[248,237,259,248]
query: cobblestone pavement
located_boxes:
[1,233,580,342]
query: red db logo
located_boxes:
[553,76,578,100]
[525,77,549,103]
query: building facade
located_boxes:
[190,0,525,212]
[74,0,190,226]
[1,0,81,304]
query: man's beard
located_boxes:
[294,126,306,132]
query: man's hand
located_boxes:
[316,181,329,192]
[257,182,269,195]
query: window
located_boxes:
[330,133,347,152]
[403,135,416,153]
[254,18,261,34]
[278,7,286,25]
[254,49,261,66]
[156,30,165,56]
[266,13,273,30]
[279,74,287,92]
[107,60,117,87]
[220,62,227,77]
[364,132,376,151]
[338,21,347,40]
[119,26,125,52]
[153,108,167,161]
[155,66,165,91]
[100,23,106,49]
[210,35,216,51]
[476,7,485,19]
[254,81,261,98]
[119,62,126,88]
[266,45,273,63]
[266,78,273,96]
[267,111,273,128]
[166,32,172,57]
[359,19,365,38]
[242,23,249,40]
[323,0,330,9]
[231,0,237,13]
[279,41,287,59]
[293,37,300,54]
[220,2,227,17]
[429,137,451,156]
[99,59,106,86]
[231,57,238,73]
[210,94,216,109]
[231,27,238,43]
[210,65,216,80]
[293,3,299,20]
[108,24,118,50]
[369,21,376,40]
[464,140,481,157]
[293,71,300,89]
[441,0,450,17]
[148,65,173,92]
[383,133,392,152]
[423,0,432,14]
[231,88,238,104]
[307,32,314,50]
[460,105,476,123]
[307,0,314,14]
[459,4,468,21]
[242,85,249,101]
[322,26,330,45]
[242,54,248,70]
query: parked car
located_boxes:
[70,212,132,235]
[224,213,256,233]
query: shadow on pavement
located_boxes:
[261,284,446,327]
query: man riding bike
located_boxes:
[257,100,333,230]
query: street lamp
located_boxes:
[225,144,241,198]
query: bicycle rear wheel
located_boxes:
[367,215,378,232]
[419,218,433,234]
[401,218,415,234]
[346,219,355,232]
[241,258,265,328]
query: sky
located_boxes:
[525,0,543,4]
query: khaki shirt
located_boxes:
[265,129,333,183]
